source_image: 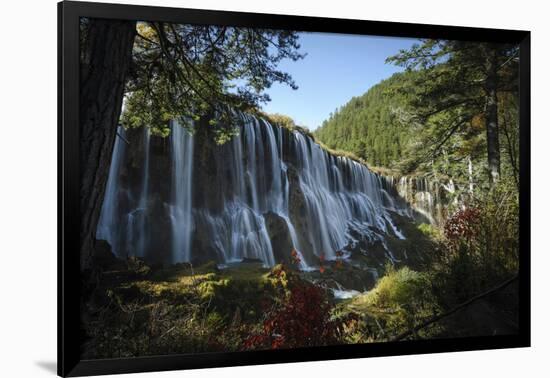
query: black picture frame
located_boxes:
[58,1,531,376]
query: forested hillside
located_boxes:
[314,71,418,168]
[315,41,519,197]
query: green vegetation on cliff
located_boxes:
[315,40,520,195]
[314,71,419,168]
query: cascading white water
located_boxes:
[97,126,150,259]
[134,127,150,258]
[170,121,194,263]
[193,116,284,267]
[289,131,406,263]
[98,113,410,268]
[97,126,127,253]
[396,176,442,224]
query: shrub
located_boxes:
[339,267,440,342]
[367,267,431,307]
[436,179,519,303]
[417,223,441,240]
[243,266,352,350]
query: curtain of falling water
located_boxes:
[170,121,194,264]
[96,126,127,254]
[98,114,410,268]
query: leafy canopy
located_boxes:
[385,40,518,178]
[122,22,305,142]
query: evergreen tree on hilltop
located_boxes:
[314,71,420,168]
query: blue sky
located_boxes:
[260,32,419,130]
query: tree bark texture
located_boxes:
[79,19,136,269]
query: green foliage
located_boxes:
[386,40,519,183]
[337,267,441,342]
[417,223,441,240]
[263,113,300,131]
[258,111,377,169]
[120,23,305,143]
[499,92,520,186]
[260,112,318,140]
[332,177,519,341]
[314,71,420,168]
[364,267,432,307]
[382,213,442,272]
[82,261,312,358]
[434,178,519,304]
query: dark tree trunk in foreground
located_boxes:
[79,19,136,270]
[485,52,501,185]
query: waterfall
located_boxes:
[170,121,194,263]
[192,117,284,267]
[97,113,411,268]
[134,127,150,258]
[288,132,405,262]
[97,126,127,254]
[395,176,444,225]
[97,126,150,259]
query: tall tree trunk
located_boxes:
[485,50,501,185]
[79,19,136,270]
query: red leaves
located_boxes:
[271,336,285,349]
[444,207,481,245]
[242,334,268,350]
[290,248,301,266]
[243,280,344,350]
[318,251,345,272]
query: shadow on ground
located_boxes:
[35,361,56,375]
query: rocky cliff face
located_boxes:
[97,114,437,269]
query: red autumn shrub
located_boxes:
[243,278,348,350]
[444,207,481,246]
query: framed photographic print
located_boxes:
[58,1,530,376]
